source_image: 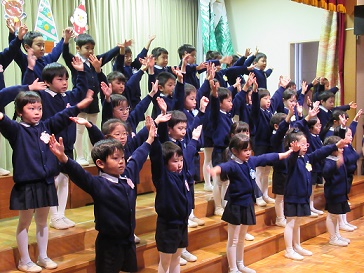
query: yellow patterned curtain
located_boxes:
[291,0,346,13]
[316,11,342,104]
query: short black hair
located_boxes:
[323,135,341,146]
[42,63,69,83]
[151,47,168,58]
[107,71,127,83]
[254,52,267,63]
[167,110,187,129]
[282,89,297,101]
[157,72,176,87]
[101,118,128,136]
[270,113,287,128]
[205,50,221,61]
[178,44,196,59]
[218,87,232,103]
[162,141,183,165]
[229,121,249,136]
[22,31,43,48]
[318,91,335,102]
[14,91,42,118]
[258,88,270,101]
[75,33,95,47]
[184,83,197,98]
[91,139,124,166]
[110,94,129,108]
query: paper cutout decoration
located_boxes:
[34,0,58,42]
[70,0,88,36]
[2,0,26,22]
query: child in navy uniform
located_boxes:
[0,91,92,272]
[23,53,89,230]
[283,130,348,260]
[209,134,292,273]
[63,33,122,166]
[150,124,202,273]
[49,119,156,273]
[322,136,351,247]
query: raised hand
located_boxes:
[77,90,94,109]
[171,66,183,83]
[49,135,68,163]
[199,96,209,113]
[279,76,291,88]
[149,80,159,97]
[100,81,113,100]
[354,109,363,122]
[206,63,216,81]
[71,56,84,71]
[154,112,171,125]
[63,27,74,43]
[156,97,167,115]
[17,24,28,40]
[192,125,203,140]
[89,54,102,73]
[349,101,358,109]
[290,140,300,152]
[210,79,219,97]
[29,78,47,91]
[301,81,308,94]
[27,48,36,69]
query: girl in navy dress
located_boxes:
[209,133,292,273]
[322,136,351,247]
[283,130,348,261]
[0,91,91,272]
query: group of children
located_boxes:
[0,18,361,273]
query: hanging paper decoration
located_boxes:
[70,0,88,36]
[200,0,234,57]
[2,0,26,22]
[34,0,58,42]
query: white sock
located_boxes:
[35,207,50,259]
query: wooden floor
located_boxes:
[1,181,364,272]
[251,217,364,273]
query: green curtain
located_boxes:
[0,0,197,172]
[199,0,234,57]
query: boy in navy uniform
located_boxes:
[49,119,156,273]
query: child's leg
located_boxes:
[342,212,357,229]
[256,166,274,203]
[335,216,351,244]
[34,207,51,259]
[310,185,323,215]
[284,217,303,260]
[74,112,89,165]
[86,113,98,161]
[158,252,172,273]
[275,194,286,227]
[236,225,255,273]
[169,248,183,273]
[327,213,348,246]
[203,147,213,191]
[17,209,35,264]
[339,214,355,231]
[213,175,224,215]
[50,173,74,229]
[293,218,312,256]
[226,223,241,272]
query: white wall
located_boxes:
[225,0,326,91]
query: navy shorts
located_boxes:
[155,221,188,253]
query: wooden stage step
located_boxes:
[1,177,364,273]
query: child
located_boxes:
[295,102,326,216]
[322,136,351,246]
[113,35,156,79]
[244,51,273,89]
[251,76,290,207]
[270,105,295,227]
[10,24,73,82]
[49,118,156,273]
[209,79,246,216]
[334,109,363,231]
[0,91,92,272]
[25,54,89,229]
[63,33,122,166]
[150,124,202,273]
[283,130,348,260]
[317,91,354,130]
[151,46,171,76]
[312,76,339,102]
[209,133,292,273]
